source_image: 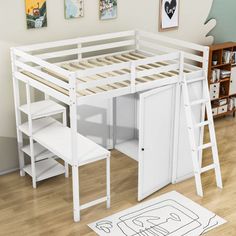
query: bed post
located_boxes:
[10,49,25,177]
[69,72,80,222]
[172,52,184,183]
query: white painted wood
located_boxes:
[19,117,109,166]
[22,143,55,162]
[138,30,206,52]
[77,40,135,54]
[10,49,25,176]
[80,197,108,211]
[14,72,70,105]
[23,159,65,182]
[26,82,37,188]
[138,85,174,201]
[13,48,71,78]
[19,100,66,119]
[78,30,135,44]
[115,139,139,161]
[15,60,69,89]
[182,68,223,196]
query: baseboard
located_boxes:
[0,167,19,176]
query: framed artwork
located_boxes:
[64,0,84,19]
[25,0,47,29]
[99,0,117,20]
[159,0,179,31]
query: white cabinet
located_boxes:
[230,67,236,95]
[115,85,176,201]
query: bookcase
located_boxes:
[208,42,236,118]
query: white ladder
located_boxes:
[182,75,223,197]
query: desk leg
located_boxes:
[72,165,80,222]
[106,154,111,209]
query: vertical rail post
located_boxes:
[10,49,25,176]
[69,72,80,222]
[63,110,69,178]
[26,82,37,188]
[130,61,136,93]
[172,52,184,183]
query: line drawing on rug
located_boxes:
[94,199,205,236]
[91,192,226,236]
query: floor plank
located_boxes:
[0,117,236,235]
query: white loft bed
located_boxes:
[11,30,210,222]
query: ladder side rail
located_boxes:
[182,55,204,196]
[198,46,210,167]
[203,79,223,189]
[10,49,25,176]
[69,72,80,222]
[183,79,204,196]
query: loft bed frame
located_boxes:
[12,30,208,105]
[11,30,209,221]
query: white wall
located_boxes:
[0,0,214,173]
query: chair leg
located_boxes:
[72,165,80,222]
[106,155,111,209]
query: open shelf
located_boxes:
[208,42,236,119]
[19,117,109,166]
[23,159,65,182]
[115,139,139,162]
[22,143,55,162]
[19,100,66,119]
[213,109,235,119]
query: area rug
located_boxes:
[88,191,226,236]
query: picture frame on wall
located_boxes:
[64,0,84,19]
[99,0,117,20]
[159,0,179,31]
[25,0,47,29]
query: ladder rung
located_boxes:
[198,143,213,151]
[186,77,205,84]
[201,164,215,173]
[196,121,210,128]
[190,99,208,106]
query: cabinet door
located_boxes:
[230,67,236,95]
[138,85,175,201]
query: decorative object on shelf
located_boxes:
[159,0,179,31]
[64,0,84,19]
[99,0,117,20]
[25,0,47,29]
[208,42,236,118]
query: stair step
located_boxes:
[186,77,205,84]
[22,143,55,162]
[201,164,215,173]
[19,100,66,120]
[198,143,213,151]
[23,159,65,182]
[190,99,208,106]
[196,121,210,128]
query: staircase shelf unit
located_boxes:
[11,30,223,221]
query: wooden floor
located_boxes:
[0,116,236,235]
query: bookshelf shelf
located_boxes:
[208,42,236,118]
